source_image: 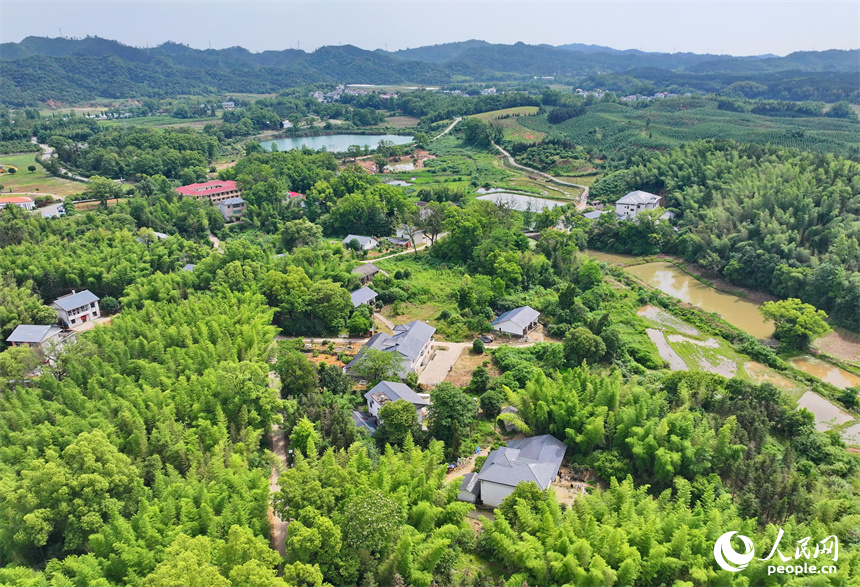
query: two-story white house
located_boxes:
[345,320,436,379]
[364,381,432,425]
[51,290,100,329]
[615,190,661,219]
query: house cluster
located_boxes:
[176,180,247,221]
[574,88,605,98]
[5,289,104,364]
[621,92,692,102]
[310,84,371,103]
[582,190,674,222]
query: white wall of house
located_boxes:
[413,339,434,370]
[458,489,477,503]
[57,301,100,328]
[367,397,381,419]
[493,321,525,337]
[480,481,515,508]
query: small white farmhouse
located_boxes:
[51,290,100,329]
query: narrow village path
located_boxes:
[491,141,589,209]
[209,233,224,252]
[445,446,491,484]
[374,312,395,330]
[268,371,289,558]
[362,242,429,262]
[433,117,462,140]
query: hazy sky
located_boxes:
[1,1,857,56]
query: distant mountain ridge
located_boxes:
[0,36,857,106]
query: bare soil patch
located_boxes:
[448,351,501,387]
[814,328,860,365]
[638,305,699,336]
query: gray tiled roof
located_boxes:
[491,306,540,329]
[343,235,376,247]
[583,210,606,220]
[351,410,378,434]
[346,320,435,378]
[352,263,381,277]
[6,324,62,343]
[219,196,245,206]
[181,264,196,272]
[350,286,377,307]
[616,190,660,205]
[476,434,566,490]
[460,472,479,494]
[363,381,430,406]
[51,290,99,311]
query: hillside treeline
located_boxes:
[589,141,860,330]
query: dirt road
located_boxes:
[434,117,462,140]
[492,141,588,209]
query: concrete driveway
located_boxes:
[418,342,470,386]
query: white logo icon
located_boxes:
[714,531,756,572]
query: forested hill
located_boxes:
[1,36,858,106]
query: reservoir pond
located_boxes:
[260,134,413,152]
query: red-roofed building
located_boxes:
[176,180,242,204]
[0,196,35,211]
[288,191,304,198]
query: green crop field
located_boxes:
[0,153,86,198]
[471,107,545,144]
[101,115,221,129]
[519,98,860,157]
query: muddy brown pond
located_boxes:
[587,253,774,339]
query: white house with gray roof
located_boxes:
[363,381,432,425]
[342,235,378,251]
[51,290,100,329]
[6,324,75,364]
[459,434,566,507]
[345,320,435,378]
[6,325,64,350]
[491,306,540,338]
[350,286,378,308]
[615,190,661,219]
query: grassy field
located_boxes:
[387,135,585,203]
[519,98,860,157]
[372,255,470,341]
[471,107,545,144]
[101,115,221,129]
[376,116,421,128]
[0,153,86,198]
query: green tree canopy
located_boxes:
[760,298,831,349]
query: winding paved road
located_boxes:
[491,141,589,209]
[32,138,90,182]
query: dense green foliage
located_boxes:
[589,141,860,330]
[518,98,860,162]
[0,288,285,584]
[272,438,475,587]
